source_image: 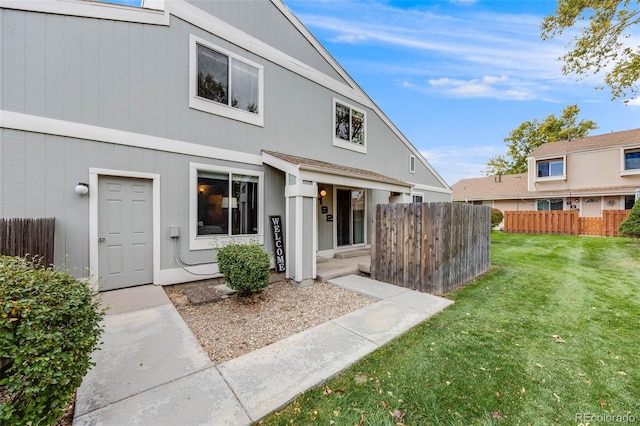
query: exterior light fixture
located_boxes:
[75,182,89,195]
[318,188,327,204]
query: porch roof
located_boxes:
[262,150,413,193]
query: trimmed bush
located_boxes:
[619,199,640,238]
[217,242,271,296]
[491,208,504,228]
[0,256,104,425]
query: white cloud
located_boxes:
[291,1,581,102]
[420,145,503,184]
[426,75,536,101]
[625,98,640,107]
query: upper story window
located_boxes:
[536,157,564,179]
[93,0,163,10]
[190,35,264,127]
[409,155,416,173]
[333,99,366,154]
[624,148,640,170]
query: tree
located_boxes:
[619,198,640,238]
[484,105,597,175]
[541,0,640,100]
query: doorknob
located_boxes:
[99,237,106,242]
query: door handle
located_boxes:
[99,237,106,242]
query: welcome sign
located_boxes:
[270,215,286,273]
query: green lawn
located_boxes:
[259,233,640,425]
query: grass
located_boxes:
[259,233,640,425]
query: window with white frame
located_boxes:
[190,35,264,126]
[537,158,564,178]
[191,163,263,250]
[537,199,563,211]
[623,148,640,171]
[92,0,163,10]
[333,99,366,153]
[409,155,416,173]
[412,194,423,203]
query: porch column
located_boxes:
[285,174,317,287]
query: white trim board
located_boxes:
[0,111,263,166]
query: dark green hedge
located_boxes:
[217,243,270,296]
[619,199,640,238]
[0,256,104,425]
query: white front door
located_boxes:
[98,176,153,291]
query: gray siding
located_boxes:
[184,0,347,85]
[0,129,285,276]
[1,9,446,191]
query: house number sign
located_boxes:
[270,216,286,273]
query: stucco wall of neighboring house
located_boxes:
[529,147,640,192]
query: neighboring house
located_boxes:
[0,0,451,290]
[452,128,640,220]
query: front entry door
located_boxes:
[336,188,365,247]
[98,176,153,291]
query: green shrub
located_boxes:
[0,256,104,425]
[217,242,271,296]
[619,198,640,238]
[491,208,504,228]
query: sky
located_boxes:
[283,0,640,186]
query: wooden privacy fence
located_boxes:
[0,218,56,266]
[504,210,630,237]
[371,202,491,296]
[504,210,579,235]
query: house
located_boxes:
[0,0,451,290]
[452,129,640,222]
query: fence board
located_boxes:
[372,203,491,296]
[0,218,56,266]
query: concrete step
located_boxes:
[334,248,371,259]
[316,256,329,264]
[358,263,370,274]
[316,266,360,283]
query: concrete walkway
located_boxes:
[73,275,453,425]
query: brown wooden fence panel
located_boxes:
[603,210,630,237]
[505,210,630,236]
[372,203,491,296]
[579,217,603,236]
[0,218,56,266]
[504,210,578,235]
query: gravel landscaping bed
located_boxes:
[165,274,375,364]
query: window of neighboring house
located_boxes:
[412,194,423,203]
[333,99,366,153]
[191,163,263,250]
[537,158,564,178]
[409,155,416,173]
[537,199,563,211]
[190,35,264,127]
[624,148,640,171]
[625,195,636,209]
